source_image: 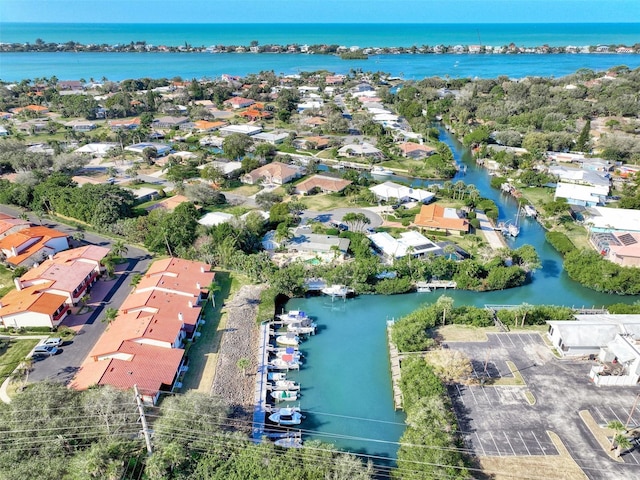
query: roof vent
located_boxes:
[178,312,183,321]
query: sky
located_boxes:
[2,0,640,23]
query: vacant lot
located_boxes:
[0,338,40,384]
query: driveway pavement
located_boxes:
[446,333,640,480]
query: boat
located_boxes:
[320,284,354,298]
[274,436,303,449]
[272,347,303,361]
[523,205,537,217]
[370,166,394,176]
[507,223,520,237]
[415,281,431,293]
[276,333,300,346]
[277,310,311,324]
[270,390,299,402]
[268,407,303,426]
[267,372,287,381]
[267,379,300,391]
[286,321,316,335]
[268,355,301,370]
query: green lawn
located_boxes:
[0,264,15,298]
[0,339,39,384]
[180,271,250,393]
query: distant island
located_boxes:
[1,38,639,55]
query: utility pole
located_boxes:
[134,384,153,456]
[625,393,640,430]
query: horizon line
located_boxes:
[3,21,640,25]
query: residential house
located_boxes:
[57,80,84,91]
[292,136,330,151]
[252,132,289,145]
[10,105,49,116]
[124,142,172,156]
[0,214,29,240]
[109,117,140,130]
[286,227,351,255]
[0,226,69,268]
[15,245,109,306]
[218,125,262,137]
[584,207,640,233]
[197,212,235,227]
[64,120,97,132]
[193,120,227,132]
[146,195,192,213]
[74,142,118,157]
[547,165,611,190]
[295,175,352,195]
[398,142,436,159]
[590,231,640,267]
[152,116,189,129]
[554,182,608,207]
[0,284,70,329]
[223,97,255,109]
[241,162,302,185]
[302,117,326,128]
[369,181,435,204]
[338,142,384,159]
[368,231,443,261]
[413,204,470,235]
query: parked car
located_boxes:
[31,345,58,357]
[42,337,62,347]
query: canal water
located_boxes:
[286,129,639,461]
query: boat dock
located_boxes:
[418,280,457,290]
[386,320,403,410]
[476,210,508,250]
[252,322,271,441]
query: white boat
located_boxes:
[276,333,300,346]
[274,436,303,449]
[268,407,303,426]
[277,310,310,324]
[523,205,537,217]
[415,281,431,293]
[268,356,301,370]
[267,372,287,381]
[507,223,520,237]
[287,321,316,335]
[272,348,303,362]
[371,166,394,176]
[267,379,300,391]
[270,390,299,402]
[321,284,354,298]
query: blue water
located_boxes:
[2,52,640,82]
[2,23,639,48]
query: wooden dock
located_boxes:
[386,320,403,410]
[421,280,457,290]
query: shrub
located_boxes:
[545,231,576,256]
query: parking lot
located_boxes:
[446,332,640,479]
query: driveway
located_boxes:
[446,333,640,480]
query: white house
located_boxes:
[197,212,235,227]
[368,231,442,261]
[369,181,435,204]
[583,207,640,233]
[218,125,262,136]
[338,142,384,159]
[554,182,608,207]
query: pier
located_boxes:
[476,210,508,250]
[252,322,271,441]
[418,280,457,290]
[386,320,403,410]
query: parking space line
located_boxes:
[626,449,640,465]
[467,385,479,405]
[593,406,608,424]
[489,431,501,456]
[518,431,532,455]
[480,386,493,406]
[532,432,546,456]
[608,406,625,424]
[495,334,506,347]
[517,335,528,347]
[475,432,487,456]
[503,431,516,455]
[455,384,466,406]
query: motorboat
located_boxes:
[321,284,354,298]
[267,379,300,391]
[269,345,301,355]
[268,407,303,426]
[415,281,431,293]
[272,347,303,362]
[274,436,303,449]
[270,390,299,402]
[268,355,301,370]
[276,333,300,346]
[286,321,316,335]
[523,205,537,217]
[277,310,310,324]
[371,166,394,176]
[267,372,286,382]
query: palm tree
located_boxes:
[102,307,119,325]
[614,434,632,458]
[110,240,128,259]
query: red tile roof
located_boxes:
[414,204,469,232]
[0,282,66,317]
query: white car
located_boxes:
[32,345,58,357]
[42,337,62,347]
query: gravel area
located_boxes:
[211,284,266,426]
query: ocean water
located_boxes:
[2,23,639,48]
[2,52,640,82]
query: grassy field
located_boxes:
[0,339,40,384]
[180,271,250,393]
[222,184,262,196]
[431,324,499,342]
[299,193,359,211]
[0,264,14,298]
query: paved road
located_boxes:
[0,204,153,385]
[476,210,507,250]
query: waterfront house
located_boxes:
[590,231,640,267]
[413,204,469,235]
[368,231,443,261]
[338,142,384,159]
[547,165,611,190]
[554,182,608,207]
[583,206,640,233]
[397,142,436,159]
[241,162,302,185]
[286,227,350,255]
[294,175,352,195]
[218,124,262,137]
[292,136,330,151]
[369,181,435,204]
